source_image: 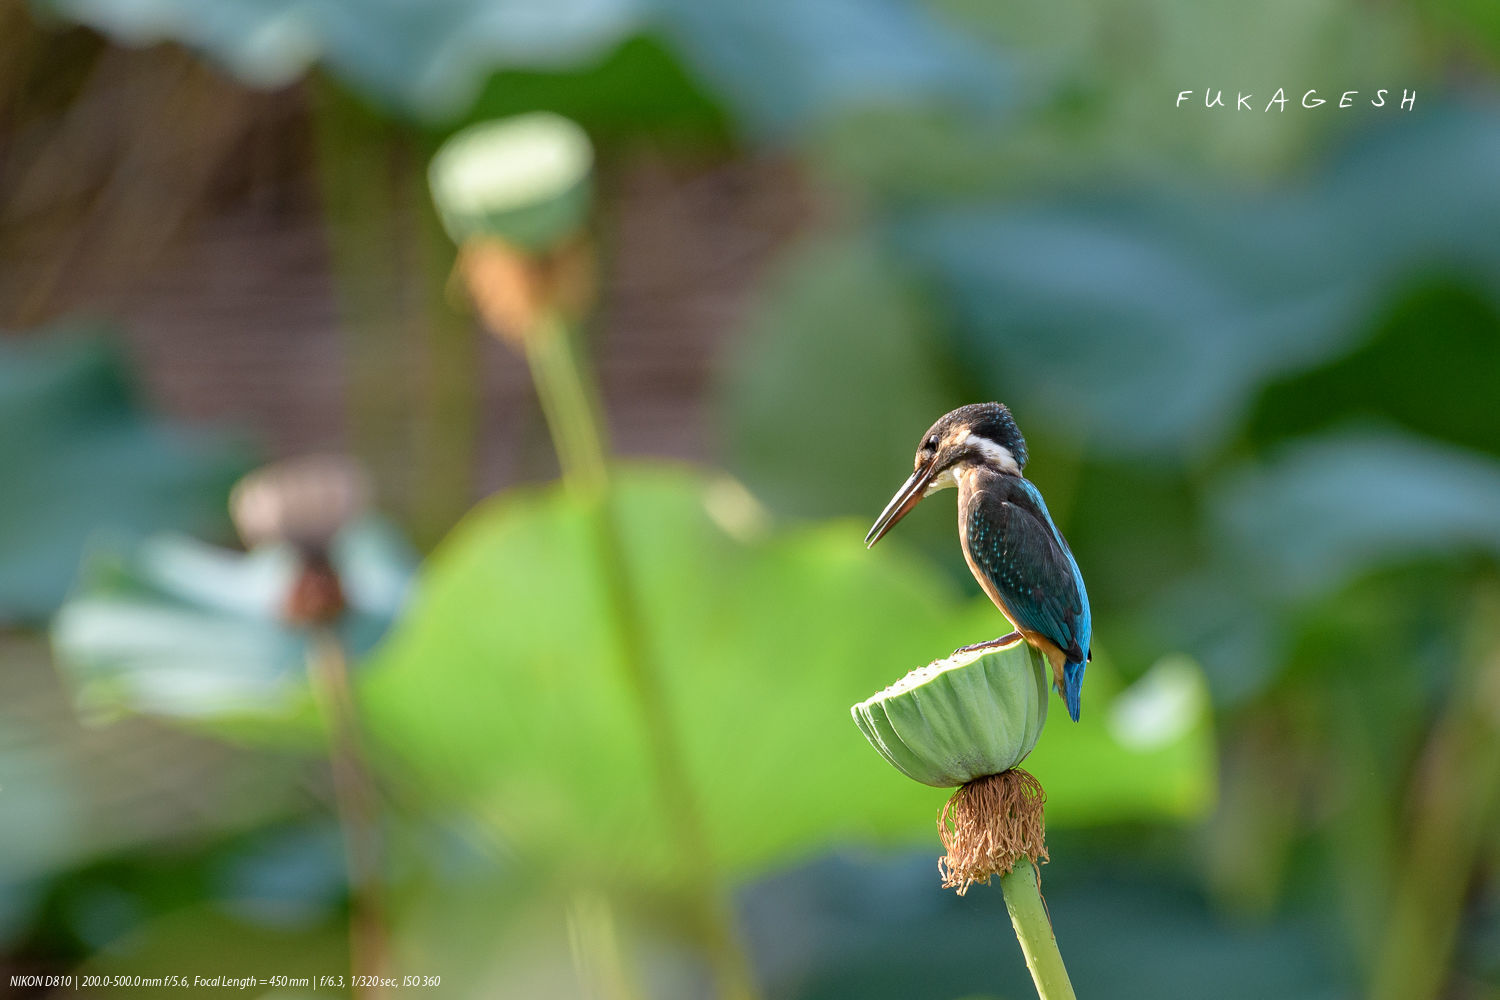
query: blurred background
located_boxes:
[3,0,1500,997]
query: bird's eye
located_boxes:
[924,436,938,450]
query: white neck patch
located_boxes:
[923,466,958,495]
[966,433,1021,475]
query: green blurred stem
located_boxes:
[1001,859,1077,1000]
[1322,685,1398,968]
[524,310,608,494]
[567,892,645,1000]
[1370,599,1500,1000]
[589,493,759,1000]
[517,303,760,1000]
[308,628,390,1000]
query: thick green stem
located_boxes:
[1000,859,1077,1000]
[515,303,760,1000]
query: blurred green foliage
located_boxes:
[738,852,1351,1000]
[31,0,1005,138]
[52,519,415,737]
[724,107,1500,704]
[11,0,1500,996]
[0,332,250,625]
[0,636,314,956]
[361,466,1211,887]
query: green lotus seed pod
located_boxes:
[852,640,1049,787]
[428,112,593,252]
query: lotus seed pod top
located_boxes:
[230,454,371,553]
[852,639,1049,787]
[428,112,594,252]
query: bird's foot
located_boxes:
[952,632,1022,656]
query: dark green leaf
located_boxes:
[1212,429,1500,600]
[892,110,1500,455]
[0,331,251,624]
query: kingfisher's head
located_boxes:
[864,403,1028,548]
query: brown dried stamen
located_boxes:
[459,237,594,347]
[938,768,1048,895]
[283,552,347,627]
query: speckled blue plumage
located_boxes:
[961,469,1092,721]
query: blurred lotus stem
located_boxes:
[458,239,605,493]
[567,891,644,1000]
[1371,588,1500,1000]
[231,457,390,997]
[309,629,391,1000]
[431,115,760,1000]
[854,643,1076,1000]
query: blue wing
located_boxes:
[964,475,1092,717]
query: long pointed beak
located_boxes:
[865,463,935,548]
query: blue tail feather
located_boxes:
[1062,660,1085,722]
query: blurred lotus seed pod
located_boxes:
[428,112,594,252]
[230,454,372,554]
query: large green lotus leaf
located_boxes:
[360,465,1212,886]
[932,600,1216,826]
[1032,652,1214,824]
[52,517,417,744]
[0,331,252,625]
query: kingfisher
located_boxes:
[864,403,1092,721]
